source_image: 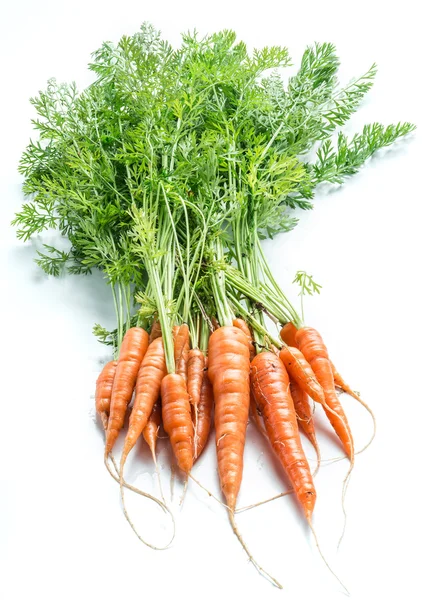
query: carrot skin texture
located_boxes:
[233,318,256,361]
[208,326,250,511]
[280,322,298,347]
[187,348,205,406]
[296,327,354,457]
[194,358,214,459]
[280,346,326,405]
[251,352,316,520]
[95,360,117,430]
[143,399,162,455]
[121,336,166,463]
[174,324,190,381]
[105,328,149,456]
[289,380,318,449]
[161,373,194,473]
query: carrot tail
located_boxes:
[228,510,282,589]
[332,362,377,454]
[152,451,166,506]
[119,463,176,550]
[188,473,228,509]
[307,520,350,596]
[104,454,166,510]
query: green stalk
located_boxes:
[111,282,121,358]
[255,237,302,327]
[210,236,233,327]
[199,318,209,354]
[228,293,281,351]
[224,267,290,324]
[146,258,175,373]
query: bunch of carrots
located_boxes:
[14,24,413,590]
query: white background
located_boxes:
[1,2,428,599]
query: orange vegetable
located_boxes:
[161,373,194,473]
[143,399,162,457]
[208,326,250,510]
[296,327,354,458]
[289,380,319,458]
[187,348,205,406]
[194,357,213,459]
[105,327,149,457]
[233,318,256,361]
[279,322,298,347]
[120,336,166,467]
[95,360,117,430]
[279,345,326,405]
[330,361,360,401]
[250,351,316,521]
[174,324,190,381]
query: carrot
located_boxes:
[96,355,170,529]
[280,344,352,456]
[95,360,117,430]
[187,348,205,406]
[289,379,321,472]
[105,327,149,457]
[279,345,326,405]
[233,318,256,361]
[208,326,250,511]
[149,319,162,343]
[174,324,190,381]
[330,361,377,454]
[279,321,298,347]
[161,373,194,474]
[232,319,263,439]
[295,328,354,458]
[194,357,213,459]
[142,398,166,503]
[143,399,162,456]
[250,351,316,521]
[208,326,281,589]
[330,361,360,401]
[120,336,166,467]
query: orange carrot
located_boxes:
[250,351,316,521]
[161,373,194,473]
[232,320,263,441]
[143,399,162,456]
[95,360,117,430]
[330,361,360,401]
[296,327,354,458]
[105,327,149,457]
[121,336,166,467]
[174,324,190,381]
[280,322,298,347]
[149,319,162,344]
[279,345,326,405]
[209,326,282,588]
[208,326,250,510]
[233,318,256,361]
[187,348,205,406]
[194,358,213,459]
[289,379,320,462]
[143,398,166,503]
